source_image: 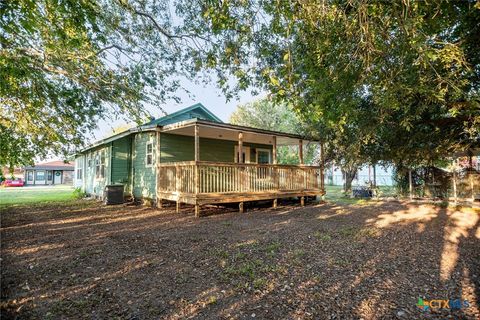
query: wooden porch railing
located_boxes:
[158,161,324,195]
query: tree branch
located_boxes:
[116,0,211,43]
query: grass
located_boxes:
[324,185,397,205]
[217,241,285,290]
[0,185,77,208]
[314,231,332,242]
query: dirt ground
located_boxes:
[1,199,479,319]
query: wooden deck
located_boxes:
[157,161,325,216]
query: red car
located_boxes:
[3,179,25,187]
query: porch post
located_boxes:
[238,132,243,163]
[156,131,162,208]
[194,124,200,217]
[238,132,244,213]
[272,136,277,164]
[299,139,304,165]
[175,162,180,213]
[299,139,304,206]
[272,136,278,208]
[194,124,200,162]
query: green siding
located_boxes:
[160,133,272,163]
[132,132,157,199]
[82,145,111,196]
[160,134,194,162]
[79,131,274,200]
[111,136,132,194]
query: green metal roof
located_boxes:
[79,104,222,153]
[144,103,223,126]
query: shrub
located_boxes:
[73,188,86,199]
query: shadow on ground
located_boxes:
[1,199,479,319]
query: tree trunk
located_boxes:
[342,167,357,193]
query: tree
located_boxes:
[230,99,297,134]
[182,1,480,168]
[0,0,212,168]
[229,98,317,165]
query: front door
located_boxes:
[53,171,62,184]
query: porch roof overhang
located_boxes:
[77,118,319,156]
[159,119,319,146]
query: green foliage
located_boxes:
[393,165,453,198]
[229,99,297,134]
[0,0,205,168]
[229,98,318,164]
[73,187,86,199]
[184,0,480,166]
[3,0,479,171]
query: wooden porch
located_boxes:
[157,161,324,216]
[154,120,325,216]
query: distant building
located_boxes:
[24,161,74,186]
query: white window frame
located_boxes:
[35,170,46,181]
[100,150,106,178]
[76,158,83,181]
[146,142,154,167]
[256,148,272,164]
[76,168,83,180]
[95,153,100,178]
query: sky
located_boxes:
[91,80,264,143]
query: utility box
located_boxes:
[352,186,373,198]
[104,185,124,205]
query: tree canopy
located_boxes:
[230,98,318,165]
[185,0,480,166]
[1,0,479,171]
[0,0,210,168]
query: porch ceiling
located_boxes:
[160,119,318,146]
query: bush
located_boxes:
[73,188,86,199]
[393,165,452,198]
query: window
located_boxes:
[76,168,83,179]
[146,143,153,166]
[95,151,106,178]
[95,154,100,178]
[27,171,33,181]
[35,170,45,181]
[256,149,271,164]
[88,159,92,168]
[100,151,105,178]
[47,171,53,181]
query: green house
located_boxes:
[75,103,325,216]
